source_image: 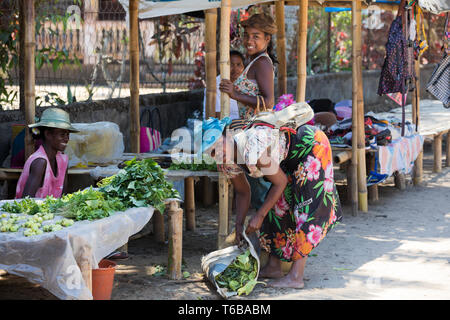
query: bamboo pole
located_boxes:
[446,132,450,168]
[349,0,359,216]
[167,201,183,280]
[275,1,287,96]
[129,0,140,153]
[22,0,35,161]
[334,150,352,165]
[205,9,218,118]
[184,177,196,231]
[353,0,368,212]
[412,59,423,185]
[296,0,308,102]
[433,133,443,173]
[218,0,231,249]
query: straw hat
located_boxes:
[29,108,79,133]
[240,13,277,35]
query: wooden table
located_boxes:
[0,166,221,280]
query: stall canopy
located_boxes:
[118,0,272,18]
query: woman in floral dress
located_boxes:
[205,118,342,289]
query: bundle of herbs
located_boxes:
[214,249,263,296]
[97,158,180,214]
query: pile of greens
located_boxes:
[97,158,180,214]
[56,187,126,221]
[214,249,263,296]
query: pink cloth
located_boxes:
[15,145,68,199]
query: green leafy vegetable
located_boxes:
[98,158,180,214]
[214,249,264,296]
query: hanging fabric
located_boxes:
[426,13,450,108]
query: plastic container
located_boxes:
[92,259,117,300]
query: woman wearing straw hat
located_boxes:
[15,108,79,199]
[202,110,342,289]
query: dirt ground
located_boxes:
[0,142,449,300]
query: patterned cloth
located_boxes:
[234,52,273,119]
[224,125,343,262]
[377,133,424,176]
[378,16,409,95]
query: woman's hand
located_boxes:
[245,212,265,235]
[219,79,237,100]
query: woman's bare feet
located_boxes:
[267,256,307,289]
[259,264,283,279]
[259,254,284,279]
[268,275,304,289]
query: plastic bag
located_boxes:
[65,122,124,168]
[201,231,261,299]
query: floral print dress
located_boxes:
[224,125,343,262]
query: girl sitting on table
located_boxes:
[15,108,78,199]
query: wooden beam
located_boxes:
[184,177,196,231]
[412,57,423,185]
[167,201,183,280]
[353,0,368,212]
[296,0,308,102]
[350,0,359,216]
[446,132,450,168]
[219,0,231,119]
[433,133,443,173]
[218,0,231,249]
[275,1,287,96]
[21,0,35,161]
[205,9,217,118]
[129,0,140,153]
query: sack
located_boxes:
[201,231,261,299]
[140,107,162,152]
[426,53,450,108]
[247,101,314,130]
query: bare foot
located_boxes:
[258,265,283,279]
[268,276,304,289]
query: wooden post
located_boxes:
[184,177,195,231]
[202,177,215,207]
[350,1,359,216]
[445,132,450,168]
[77,246,92,294]
[275,1,287,96]
[22,0,35,161]
[353,0,368,212]
[394,171,407,190]
[205,9,218,118]
[129,0,140,153]
[217,0,231,249]
[412,59,423,184]
[167,201,183,280]
[153,211,165,243]
[433,133,443,173]
[296,0,308,102]
[219,0,231,118]
[367,153,378,203]
[218,175,229,248]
